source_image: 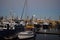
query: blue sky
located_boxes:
[0,0,60,20]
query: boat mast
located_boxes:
[21,0,27,20]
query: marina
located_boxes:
[0,16,60,40]
[0,0,60,40]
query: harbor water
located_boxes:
[9,34,60,40]
[0,28,60,40]
[0,34,60,40]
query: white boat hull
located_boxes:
[18,31,34,39]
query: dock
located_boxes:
[36,29,60,35]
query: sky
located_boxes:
[0,0,60,20]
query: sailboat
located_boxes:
[18,0,34,39]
